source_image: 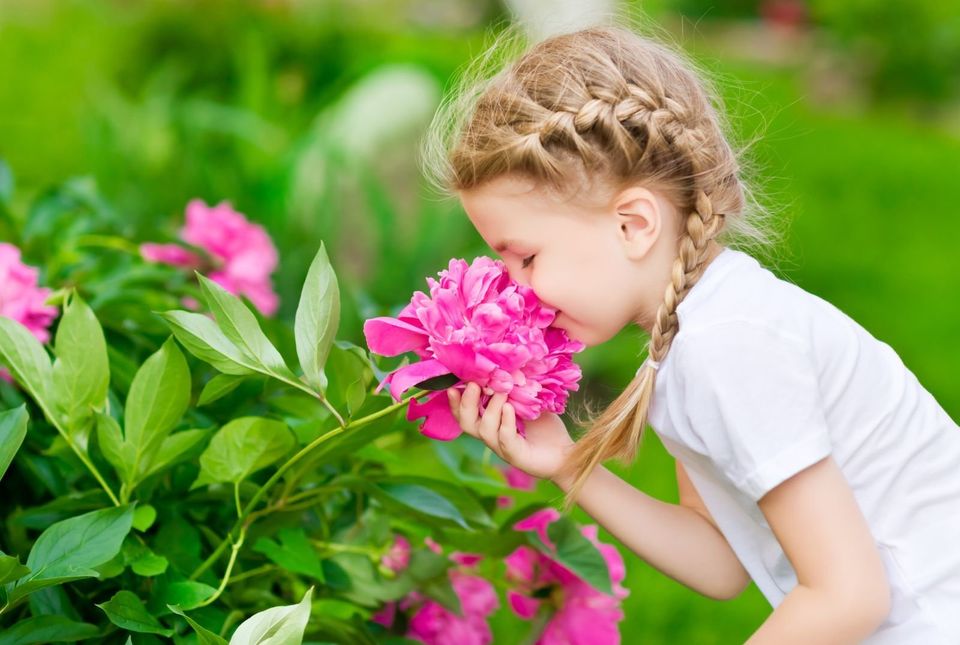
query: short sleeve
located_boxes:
[675,320,833,503]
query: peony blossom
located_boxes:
[0,243,58,383]
[372,539,498,645]
[139,199,280,316]
[381,534,412,573]
[363,257,584,440]
[506,508,629,644]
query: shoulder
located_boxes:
[673,318,812,377]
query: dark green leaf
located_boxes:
[0,404,28,483]
[0,615,100,644]
[96,590,174,636]
[252,527,325,581]
[415,373,459,391]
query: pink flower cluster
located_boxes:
[0,243,58,383]
[363,257,585,441]
[140,199,280,316]
[506,509,629,644]
[373,535,499,645]
[497,464,538,509]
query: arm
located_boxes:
[745,456,892,645]
[551,461,750,601]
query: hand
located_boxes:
[446,382,575,482]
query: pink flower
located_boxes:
[505,508,629,644]
[381,534,412,573]
[372,540,499,645]
[0,243,58,383]
[139,199,280,316]
[497,464,538,509]
[363,257,584,441]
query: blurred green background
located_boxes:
[1,0,957,642]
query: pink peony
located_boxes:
[363,257,584,441]
[372,539,499,645]
[505,508,629,644]
[497,464,538,509]
[381,534,412,573]
[0,243,58,383]
[139,199,280,316]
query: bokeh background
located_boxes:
[1,0,958,641]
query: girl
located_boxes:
[423,20,960,645]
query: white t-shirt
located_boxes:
[646,247,960,644]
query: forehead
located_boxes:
[459,175,605,249]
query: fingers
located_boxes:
[478,392,508,447]
[498,402,520,456]
[448,382,481,439]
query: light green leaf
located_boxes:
[0,552,30,585]
[121,539,168,577]
[158,310,257,376]
[159,579,216,609]
[324,342,372,417]
[144,429,209,479]
[125,337,191,481]
[198,374,246,406]
[0,614,100,644]
[197,274,294,379]
[228,586,313,645]
[96,413,133,482]
[0,316,53,405]
[131,504,157,532]
[295,242,340,392]
[195,417,294,487]
[166,604,229,645]
[252,527,325,581]
[373,482,469,530]
[5,504,135,606]
[51,292,109,433]
[0,404,28,483]
[96,590,174,636]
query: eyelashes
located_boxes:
[521,255,535,269]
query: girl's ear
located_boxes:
[614,186,663,261]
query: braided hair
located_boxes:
[420,18,782,514]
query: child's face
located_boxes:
[459,174,679,347]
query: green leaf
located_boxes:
[372,482,469,530]
[5,504,135,606]
[159,579,216,609]
[131,504,157,532]
[0,552,30,585]
[375,475,494,530]
[198,374,246,406]
[143,429,209,479]
[415,373,459,391]
[122,539,168,577]
[124,337,191,482]
[0,404,28,483]
[96,413,133,482]
[228,586,313,645]
[528,515,613,595]
[252,527,325,581]
[195,417,294,487]
[96,590,174,636]
[0,158,13,204]
[0,316,53,405]
[51,291,109,434]
[0,615,100,644]
[196,273,294,379]
[166,604,229,645]
[325,342,372,417]
[295,242,340,392]
[158,310,257,376]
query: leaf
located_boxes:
[158,310,257,376]
[0,158,13,204]
[5,504,135,606]
[198,374,246,406]
[228,586,313,645]
[325,342,373,417]
[166,604,229,645]
[122,539,168,577]
[0,404,28,483]
[155,578,216,610]
[0,615,100,644]
[196,274,294,378]
[51,291,109,434]
[0,552,30,585]
[295,242,340,392]
[415,373,459,391]
[124,337,191,482]
[375,475,494,530]
[195,417,294,487]
[96,590,174,636]
[96,413,133,482]
[143,429,209,479]
[252,527,325,581]
[372,482,469,530]
[528,515,613,596]
[0,316,53,405]
[131,504,157,532]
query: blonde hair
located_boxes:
[420,14,785,514]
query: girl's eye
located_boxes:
[521,255,535,269]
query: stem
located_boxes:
[188,526,246,609]
[73,234,142,255]
[312,540,381,558]
[187,390,431,581]
[277,375,347,429]
[234,482,242,519]
[226,564,276,585]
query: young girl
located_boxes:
[423,20,960,645]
